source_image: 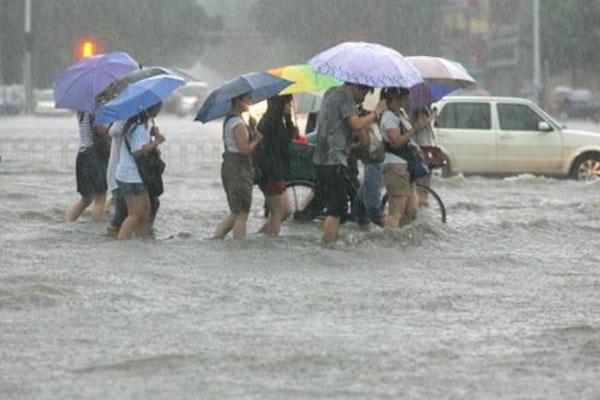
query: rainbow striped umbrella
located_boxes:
[268,64,341,95]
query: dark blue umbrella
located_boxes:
[52,52,139,112]
[95,74,185,124]
[195,72,293,123]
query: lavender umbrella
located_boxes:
[407,56,476,109]
[52,52,139,112]
[307,42,423,88]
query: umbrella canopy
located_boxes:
[406,56,475,87]
[268,64,341,95]
[53,52,139,112]
[407,56,476,101]
[96,74,185,124]
[195,72,293,123]
[308,42,423,88]
[95,66,170,108]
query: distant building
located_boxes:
[440,0,490,89]
[485,0,534,98]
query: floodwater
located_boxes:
[1,115,599,399]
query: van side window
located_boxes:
[498,104,544,131]
[437,103,491,130]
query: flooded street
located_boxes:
[1,116,600,399]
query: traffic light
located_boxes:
[77,39,100,59]
[82,41,94,58]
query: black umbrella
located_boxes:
[95,67,170,109]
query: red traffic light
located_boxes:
[77,39,101,59]
[82,41,94,58]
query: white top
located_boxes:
[107,121,126,192]
[115,123,149,184]
[380,110,407,165]
[77,112,94,151]
[223,116,248,153]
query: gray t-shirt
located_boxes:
[312,86,359,166]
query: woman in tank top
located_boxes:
[214,93,263,239]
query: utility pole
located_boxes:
[0,1,3,86]
[533,0,542,105]
[23,0,33,114]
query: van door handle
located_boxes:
[499,133,514,139]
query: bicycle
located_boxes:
[285,142,447,224]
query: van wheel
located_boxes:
[571,153,600,180]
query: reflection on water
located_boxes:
[1,116,599,399]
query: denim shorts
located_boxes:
[116,180,147,196]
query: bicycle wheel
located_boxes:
[380,183,446,224]
[415,184,446,224]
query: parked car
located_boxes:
[0,85,25,115]
[34,89,71,116]
[171,81,208,117]
[433,96,600,180]
[550,86,600,122]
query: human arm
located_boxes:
[385,116,429,148]
[233,123,263,155]
[131,126,165,158]
[346,100,388,130]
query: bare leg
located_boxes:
[322,216,341,245]
[258,196,274,234]
[385,196,408,228]
[280,190,293,222]
[118,193,151,240]
[260,191,292,236]
[400,190,418,227]
[91,192,107,222]
[66,196,92,222]
[214,214,236,239]
[232,213,249,239]
[417,176,431,207]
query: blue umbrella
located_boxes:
[195,72,293,123]
[308,42,423,88]
[95,74,185,124]
[53,52,139,112]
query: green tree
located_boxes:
[0,0,221,87]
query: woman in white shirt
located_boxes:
[380,88,427,228]
[115,103,165,240]
[214,93,263,239]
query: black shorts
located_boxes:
[317,164,351,218]
[76,147,108,197]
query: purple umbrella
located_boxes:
[308,42,423,88]
[52,52,139,112]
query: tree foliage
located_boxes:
[0,0,221,86]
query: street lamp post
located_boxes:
[0,2,3,86]
[23,0,33,114]
[533,0,542,105]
